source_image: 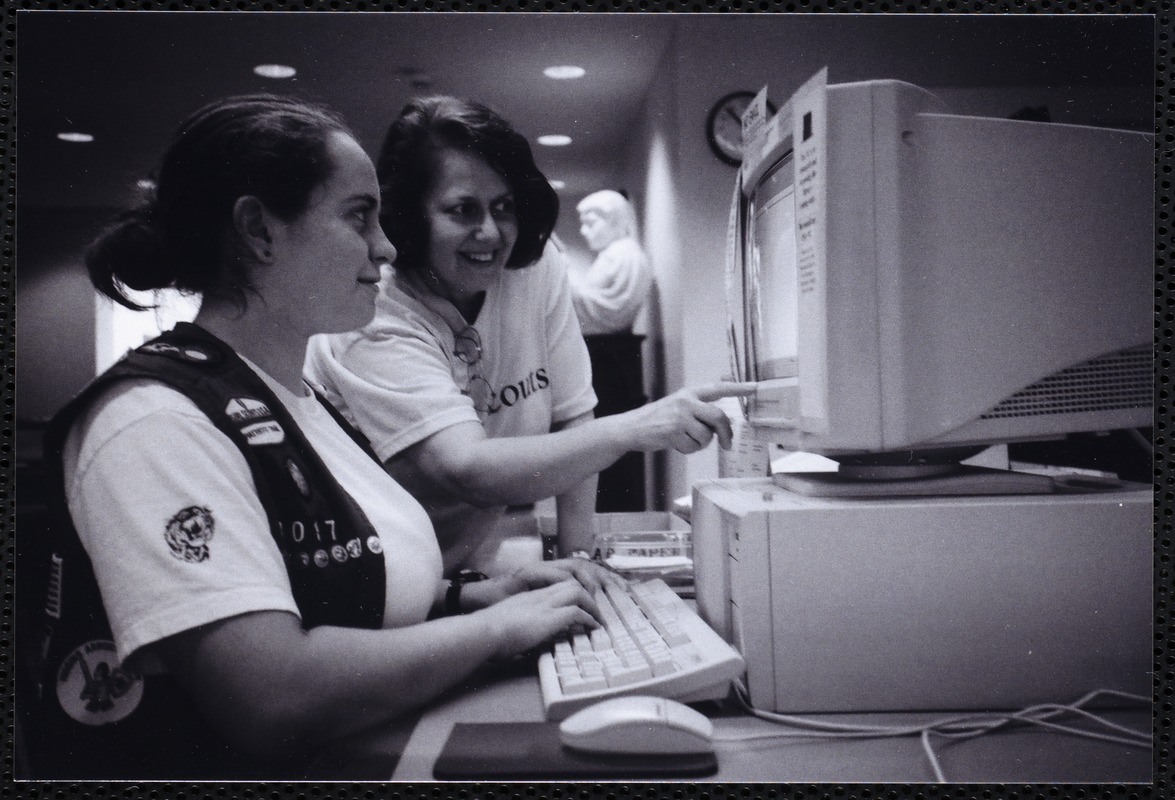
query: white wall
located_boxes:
[621,29,684,509]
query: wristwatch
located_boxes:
[445,569,489,616]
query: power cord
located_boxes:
[712,680,1150,782]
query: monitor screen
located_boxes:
[746,156,798,383]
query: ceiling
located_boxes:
[16,12,1154,211]
[17,12,676,209]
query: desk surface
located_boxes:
[313,663,1152,783]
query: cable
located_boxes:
[713,681,1150,782]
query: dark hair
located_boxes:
[86,94,353,310]
[376,96,558,273]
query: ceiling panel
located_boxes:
[16,12,1153,210]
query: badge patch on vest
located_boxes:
[241,420,285,446]
[286,459,311,497]
[165,506,215,563]
[56,640,144,725]
[225,397,273,424]
[139,341,217,364]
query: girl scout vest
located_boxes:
[26,323,387,780]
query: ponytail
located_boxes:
[84,205,178,311]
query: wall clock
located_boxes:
[706,91,776,167]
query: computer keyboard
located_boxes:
[537,578,746,720]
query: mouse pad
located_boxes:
[433,722,718,780]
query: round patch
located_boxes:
[165,506,215,563]
[56,640,144,726]
[366,535,383,555]
[331,544,348,563]
[346,538,363,559]
[299,552,311,568]
[313,549,330,568]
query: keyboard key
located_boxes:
[604,660,653,686]
[571,632,593,656]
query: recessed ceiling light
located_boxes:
[544,65,586,80]
[537,134,572,147]
[254,63,297,79]
[549,179,566,189]
[57,132,94,143]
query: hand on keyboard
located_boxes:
[476,579,604,660]
[513,557,628,594]
[537,578,746,720]
[460,558,625,612]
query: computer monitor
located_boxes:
[729,69,1152,479]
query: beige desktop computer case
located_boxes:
[691,478,1151,713]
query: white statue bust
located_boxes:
[568,190,653,335]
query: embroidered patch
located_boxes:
[224,397,273,424]
[286,459,311,497]
[56,640,144,726]
[346,538,363,559]
[331,544,348,563]
[241,420,285,446]
[139,341,216,364]
[366,535,383,555]
[313,549,330,568]
[165,506,215,563]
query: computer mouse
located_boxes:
[558,695,715,755]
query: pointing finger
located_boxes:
[694,382,757,403]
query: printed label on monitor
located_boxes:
[792,68,830,430]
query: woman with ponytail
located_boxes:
[29,94,616,780]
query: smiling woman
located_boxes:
[23,93,621,781]
[417,148,521,315]
[304,96,753,576]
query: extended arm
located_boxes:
[386,382,756,509]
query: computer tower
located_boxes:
[691,478,1151,713]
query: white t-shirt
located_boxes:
[63,363,443,665]
[305,246,597,570]
[568,237,653,335]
